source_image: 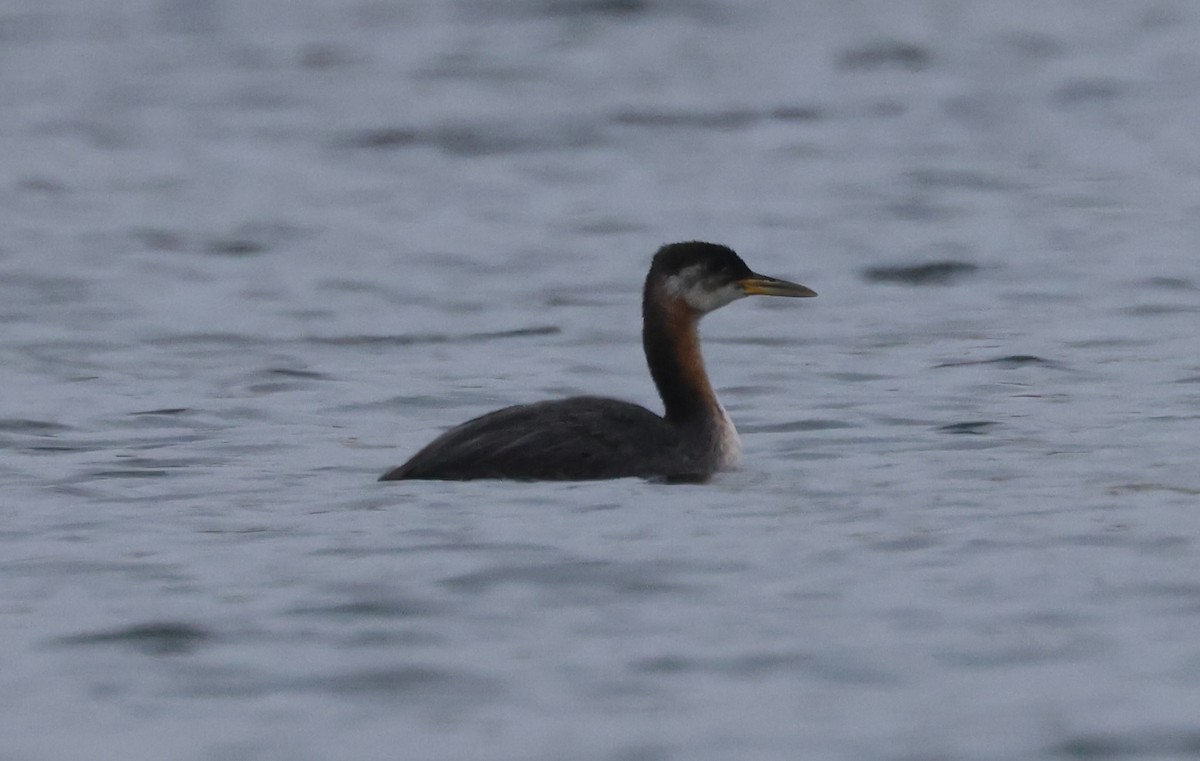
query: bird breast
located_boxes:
[712,403,742,470]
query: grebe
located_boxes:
[379,241,816,482]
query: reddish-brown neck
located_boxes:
[642,285,720,425]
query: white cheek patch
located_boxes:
[684,282,743,313]
[662,266,700,299]
[663,266,745,314]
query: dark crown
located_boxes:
[650,241,752,280]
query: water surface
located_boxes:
[3,1,1200,759]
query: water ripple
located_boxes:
[52,622,214,656]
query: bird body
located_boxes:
[380,241,815,482]
[384,396,717,481]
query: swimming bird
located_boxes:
[380,241,816,482]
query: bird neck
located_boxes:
[642,288,723,426]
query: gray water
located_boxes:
[3,1,1200,759]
